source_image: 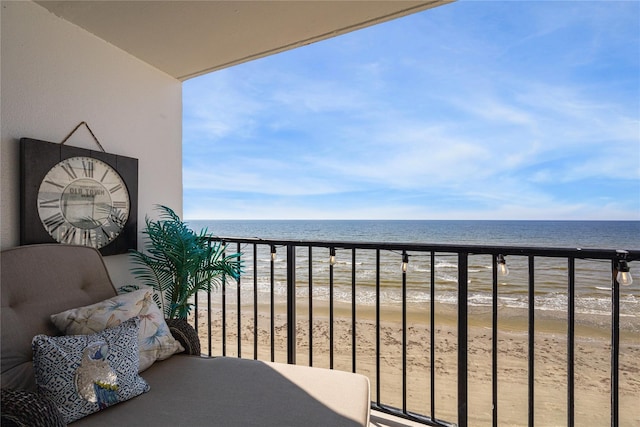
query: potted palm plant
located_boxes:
[128,205,242,320]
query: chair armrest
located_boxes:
[165,319,201,356]
[1,388,65,427]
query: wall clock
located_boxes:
[20,138,138,256]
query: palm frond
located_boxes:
[129,205,244,319]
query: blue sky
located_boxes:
[182,1,639,220]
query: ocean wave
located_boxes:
[211,279,639,319]
[438,273,459,283]
[434,260,458,270]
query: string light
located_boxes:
[270,245,277,262]
[616,250,633,286]
[402,253,409,273]
[329,247,336,266]
[497,254,509,276]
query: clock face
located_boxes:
[37,156,130,249]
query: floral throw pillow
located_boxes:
[50,288,184,372]
[32,317,150,424]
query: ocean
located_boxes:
[187,220,639,325]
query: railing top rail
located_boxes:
[209,236,639,261]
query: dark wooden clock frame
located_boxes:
[20,138,138,256]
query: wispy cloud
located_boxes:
[183,1,639,220]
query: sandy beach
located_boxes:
[192,300,640,426]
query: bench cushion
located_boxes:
[1,244,371,426]
[1,245,118,391]
[73,356,371,426]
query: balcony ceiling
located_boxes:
[36,0,450,81]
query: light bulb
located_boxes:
[270,246,276,262]
[329,248,336,266]
[402,254,409,273]
[617,270,633,286]
[617,259,633,286]
[497,254,509,276]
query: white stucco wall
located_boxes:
[1,1,183,286]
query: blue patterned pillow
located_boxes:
[32,317,150,424]
[50,288,184,372]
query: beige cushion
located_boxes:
[51,289,184,371]
[74,356,371,426]
[1,245,118,391]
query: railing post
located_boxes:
[568,257,575,427]
[270,245,275,362]
[402,250,407,414]
[253,244,258,360]
[287,244,296,364]
[528,256,535,427]
[458,252,468,427]
[221,243,226,357]
[492,254,499,427]
[375,249,381,407]
[236,241,242,358]
[611,260,620,427]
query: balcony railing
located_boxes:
[193,237,638,427]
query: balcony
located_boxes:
[192,237,638,427]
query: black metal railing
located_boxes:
[193,237,638,427]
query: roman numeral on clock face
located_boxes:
[60,227,76,244]
[81,229,92,245]
[44,179,65,189]
[82,159,94,178]
[42,213,65,233]
[100,227,112,241]
[60,163,77,180]
[39,198,59,209]
[112,201,128,209]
